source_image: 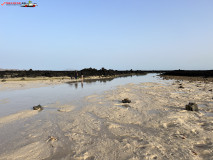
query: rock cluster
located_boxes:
[185,102,198,111]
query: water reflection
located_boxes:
[67,74,150,89]
[74,83,78,89]
[81,81,83,88]
[72,81,84,89]
[67,77,115,88]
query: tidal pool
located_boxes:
[0,74,167,117]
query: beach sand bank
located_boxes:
[0,79,213,159]
[0,76,115,91]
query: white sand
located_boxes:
[0,80,213,159]
[0,77,71,91]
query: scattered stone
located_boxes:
[122,98,131,103]
[185,102,198,111]
[47,136,57,142]
[21,78,25,80]
[179,84,184,88]
[33,104,43,111]
[191,150,198,156]
[1,79,6,82]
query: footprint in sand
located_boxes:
[193,139,213,158]
[161,121,179,129]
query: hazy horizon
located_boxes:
[1,0,213,70]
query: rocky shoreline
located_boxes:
[160,75,213,82]
[2,69,213,83]
[161,70,213,78]
[0,68,146,79]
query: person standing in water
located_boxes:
[81,71,84,88]
[75,71,78,80]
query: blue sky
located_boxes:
[0,0,213,70]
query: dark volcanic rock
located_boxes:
[0,68,146,79]
[179,84,184,89]
[185,102,198,111]
[161,70,213,78]
[33,104,43,111]
[122,98,131,103]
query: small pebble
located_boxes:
[47,136,57,142]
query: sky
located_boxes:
[0,0,213,70]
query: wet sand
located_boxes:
[0,79,213,159]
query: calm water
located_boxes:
[0,74,168,117]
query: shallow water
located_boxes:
[0,74,168,117]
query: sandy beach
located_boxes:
[0,77,213,160]
[0,76,117,91]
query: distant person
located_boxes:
[75,71,78,80]
[81,73,84,88]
